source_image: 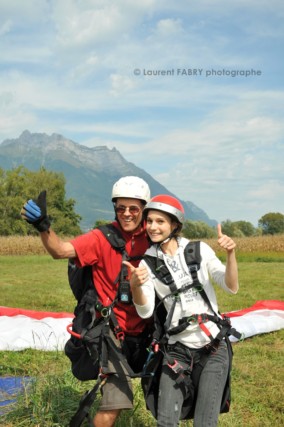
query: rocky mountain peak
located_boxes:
[0,131,217,229]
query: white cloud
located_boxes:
[109,74,137,96]
[53,4,124,48]
[51,0,156,49]
[155,18,184,36]
[0,19,12,36]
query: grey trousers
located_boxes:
[157,340,229,427]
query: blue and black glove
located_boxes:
[21,190,51,232]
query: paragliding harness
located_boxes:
[64,224,152,427]
[141,241,242,420]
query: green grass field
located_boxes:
[0,247,284,426]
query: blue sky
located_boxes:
[0,0,283,226]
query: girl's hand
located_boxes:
[217,224,236,252]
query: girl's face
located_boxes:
[146,210,177,243]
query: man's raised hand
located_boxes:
[21,190,51,232]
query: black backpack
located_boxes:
[65,224,151,427]
[141,241,241,420]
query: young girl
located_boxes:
[125,195,239,427]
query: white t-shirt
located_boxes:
[134,237,236,349]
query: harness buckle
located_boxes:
[186,315,197,325]
[163,274,174,285]
[222,315,231,325]
[173,293,181,301]
[167,359,188,384]
[100,307,110,318]
[151,340,160,353]
[189,264,199,273]
[167,359,184,375]
[204,341,219,354]
[197,313,209,324]
[95,301,111,318]
[99,368,109,379]
[113,326,125,341]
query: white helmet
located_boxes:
[111,176,150,204]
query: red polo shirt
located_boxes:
[71,222,149,335]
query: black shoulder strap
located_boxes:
[184,241,201,272]
[97,224,128,285]
[143,241,201,290]
[143,254,174,287]
[98,223,145,307]
[97,224,126,254]
[98,223,142,262]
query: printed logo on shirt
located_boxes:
[177,276,201,304]
[166,259,180,273]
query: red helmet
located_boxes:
[144,195,185,224]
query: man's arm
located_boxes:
[39,229,76,259]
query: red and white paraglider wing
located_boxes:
[0,300,283,350]
[224,300,284,342]
[0,306,73,351]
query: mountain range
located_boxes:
[0,130,217,230]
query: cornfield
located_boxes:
[0,234,284,255]
[203,234,284,253]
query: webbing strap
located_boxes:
[103,334,143,378]
[81,314,143,379]
[167,313,219,338]
[69,375,108,427]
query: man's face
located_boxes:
[115,198,144,233]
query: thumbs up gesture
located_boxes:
[217,224,236,252]
[123,261,149,289]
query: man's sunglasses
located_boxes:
[115,205,141,214]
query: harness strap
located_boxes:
[69,374,108,427]
[102,333,142,378]
[167,313,221,337]
[167,359,189,385]
[162,342,194,392]
[163,298,178,334]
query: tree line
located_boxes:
[0,166,81,236]
[1,166,283,237]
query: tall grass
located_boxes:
[0,236,283,426]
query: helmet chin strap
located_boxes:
[158,227,179,246]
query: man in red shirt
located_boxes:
[21,176,151,427]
